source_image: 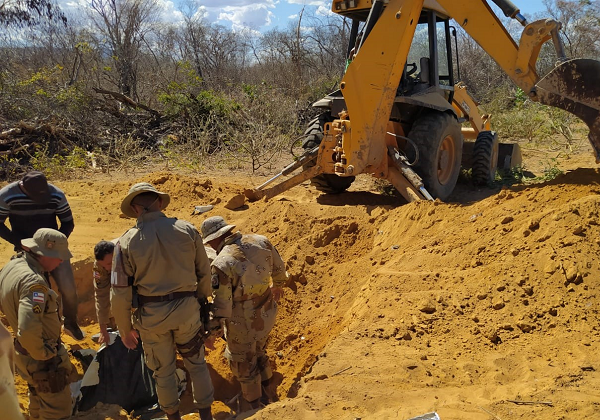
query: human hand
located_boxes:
[204,334,216,351]
[122,329,139,350]
[98,324,110,344]
[271,286,284,302]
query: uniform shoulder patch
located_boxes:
[32,291,45,303]
[29,284,48,293]
[32,304,42,314]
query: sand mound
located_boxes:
[2,163,599,419]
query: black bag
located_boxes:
[77,335,157,412]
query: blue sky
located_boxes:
[58,0,550,31]
[202,0,550,31]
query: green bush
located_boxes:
[31,146,90,178]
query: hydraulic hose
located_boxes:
[489,0,528,26]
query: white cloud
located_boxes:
[54,0,299,31]
[201,0,273,6]
[218,4,274,31]
[59,0,185,24]
[315,5,333,16]
[286,0,325,6]
[158,0,185,24]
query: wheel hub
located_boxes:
[437,134,456,184]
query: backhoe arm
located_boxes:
[439,0,600,160]
[338,0,424,176]
[438,0,538,92]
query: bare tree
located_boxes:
[0,0,66,27]
[302,11,349,81]
[179,5,207,81]
[543,0,600,59]
[89,0,161,100]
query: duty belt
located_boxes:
[138,291,197,306]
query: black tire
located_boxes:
[302,113,355,194]
[407,112,463,200]
[472,131,499,186]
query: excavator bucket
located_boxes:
[535,58,600,161]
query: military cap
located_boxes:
[201,216,236,244]
[120,182,170,218]
[22,228,73,260]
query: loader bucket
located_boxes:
[535,58,600,161]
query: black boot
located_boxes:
[166,411,182,420]
[261,378,279,405]
[239,397,263,413]
[199,406,213,420]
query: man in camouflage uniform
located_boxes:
[201,216,288,412]
[0,228,75,419]
[111,183,214,420]
[93,240,116,344]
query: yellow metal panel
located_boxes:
[339,0,424,175]
[331,0,372,15]
[452,82,491,133]
[331,0,447,17]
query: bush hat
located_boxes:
[22,228,72,260]
[201,216,236,244]
[20,171,51,204]
[121,182,170,218]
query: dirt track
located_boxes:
[2,143,600,420]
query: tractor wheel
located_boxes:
[407,112,463,200]
[302,113,355,194]
[472,131,499,186]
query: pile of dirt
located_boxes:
[2,156,600,419]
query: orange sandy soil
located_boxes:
[1,138,600,420]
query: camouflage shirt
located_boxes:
[211,232,287,320]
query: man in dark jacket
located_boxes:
[0,171,84,340]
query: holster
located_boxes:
[198,297,213,332]
[32,356,69,394]
[131,284,139,309]
[176,329,206,359]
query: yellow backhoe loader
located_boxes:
[245,0,600,203]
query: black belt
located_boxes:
[138,291,197,306]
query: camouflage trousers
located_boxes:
[224,298,278,402]
[14,346,73,420]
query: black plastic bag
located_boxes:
[78,335,157,412]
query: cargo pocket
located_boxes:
[143,345,160,372]
[44,290,59,315]
[31,370,52,394]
